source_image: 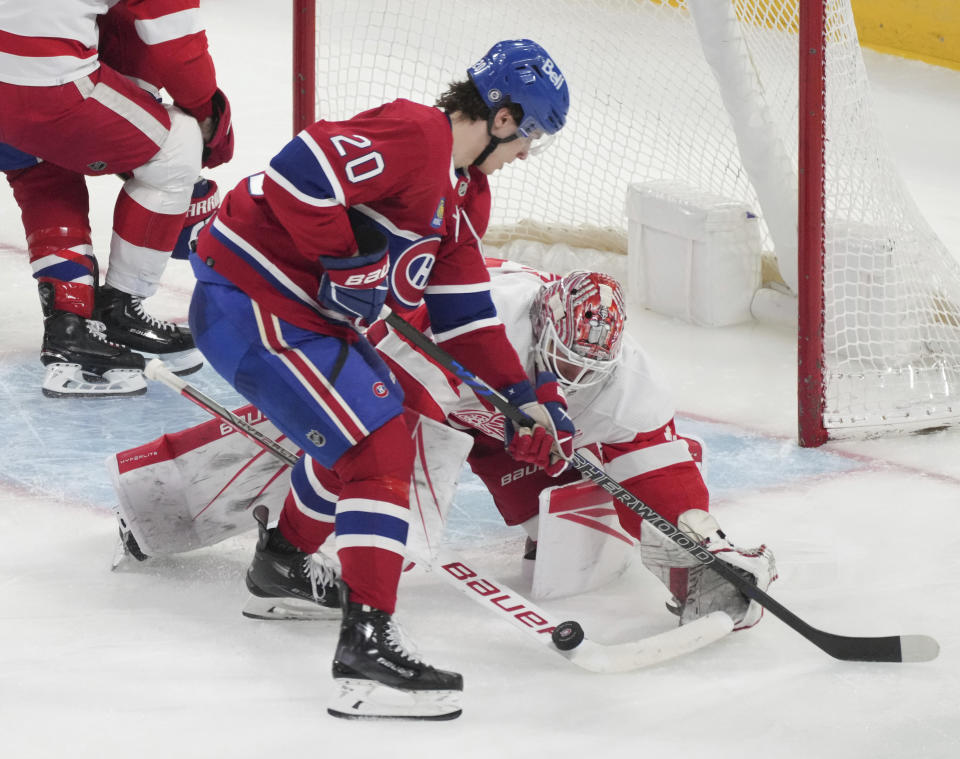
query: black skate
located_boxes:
[521,536,537,582]
[38,283,147,398]
[328,586,463,720]
[94,285,202,376]
[242,505,341,621]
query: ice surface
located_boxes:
[1,3,958,757]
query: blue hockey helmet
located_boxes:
[468,39,569,137]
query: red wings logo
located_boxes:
[449,409,506,439]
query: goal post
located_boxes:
[798,0,828,447]
[292,0,960,446]
[292,0,316,134]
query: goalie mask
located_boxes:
[531,270,627,390]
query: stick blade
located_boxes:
[564,611,734,673]
[899,635,940,663]
[818,631,940,663]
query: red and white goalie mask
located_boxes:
[531,270,627,390]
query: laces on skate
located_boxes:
[129,296,179,333]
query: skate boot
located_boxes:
[242,505,341,621]
[328,584,463,721]
[93,284,202,376]
[38,283,147,398]
[523,536,538,560]
[521,536,537,582]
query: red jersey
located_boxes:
[0,0,215,115]
[197,98,528,391]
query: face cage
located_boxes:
[536,319,623,391]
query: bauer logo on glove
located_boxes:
[317,224,390,326]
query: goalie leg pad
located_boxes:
[641,509,777,631]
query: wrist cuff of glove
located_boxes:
[320,226,388,272]
[499,379,536,407]
[319,248,386,270]
[533,371,565,405]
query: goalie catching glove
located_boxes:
[502,371,575,476]
[318,225,390,326]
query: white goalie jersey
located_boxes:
[373,259,689,467]
[369,258,708,536]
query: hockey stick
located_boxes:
[383,310,940,664]
[144,358,732,672]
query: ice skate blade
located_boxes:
[41,363,147,398]
[110,534,129,571]
[143,348,203,376]
[241,594,341,621]
[327,677,462,721]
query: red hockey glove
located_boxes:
[200,89,234,168]
[503,372,575,476]
[318,225,390,325]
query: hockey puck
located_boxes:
[552,620,585,651]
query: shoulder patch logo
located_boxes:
[430,198,445,229]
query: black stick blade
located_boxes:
[815,631,939,663]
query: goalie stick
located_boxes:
[382,310,940,664]
[143,358,732,673]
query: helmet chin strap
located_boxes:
[471,112,519,167]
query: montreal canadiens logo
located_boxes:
[372,381,389,398]
[390,236,440,308]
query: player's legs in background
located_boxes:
[0,67,203,376]
[5,161,145,397]
[96,103,204,374]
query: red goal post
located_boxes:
[798,2,828,447]
[292,0,960,447]
[292,0,316,135]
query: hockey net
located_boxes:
[294,0,960,444]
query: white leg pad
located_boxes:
[530,479,637,601]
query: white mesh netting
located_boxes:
[309,0,960,437]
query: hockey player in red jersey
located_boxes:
[0,0,233,396]
[372,259,778,633]
[188,39,573,720]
